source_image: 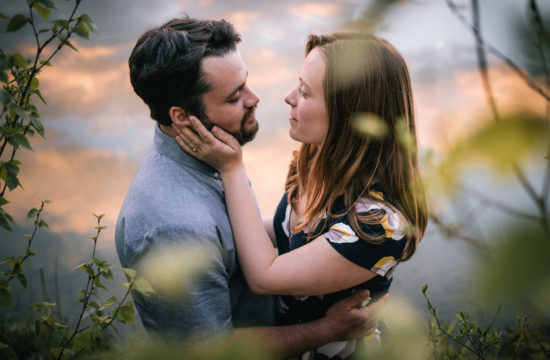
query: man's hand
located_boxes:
[321,290,389,341]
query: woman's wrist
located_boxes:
[220,162,246,180]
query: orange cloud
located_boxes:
[289,2,342,21]
[246,48,295,89]
[4,133,139,251]
[414,64,548,152]
[31,41,148,133]
[225,11,261,33]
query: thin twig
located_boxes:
[446,0,550,103]
[462,185,544,222]
[58,218,103,360]
[6,201,46,284]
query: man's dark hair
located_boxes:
[129,17,241,126]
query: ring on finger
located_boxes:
[192,146,198,152]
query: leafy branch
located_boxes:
[0,199,49,307]
[0,0,98,230]
[423,284,502,359]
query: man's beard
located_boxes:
[202,107,259,146]
[232,107,259,145]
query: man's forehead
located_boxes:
[202,50,247,93]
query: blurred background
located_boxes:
[1,0,549,338]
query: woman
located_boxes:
[174,33,427,359]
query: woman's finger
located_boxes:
[188,116,217,144]
[212,126,240,149]
[172,122,203,149]
[175,135,199,157]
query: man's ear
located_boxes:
[168,106,190,124]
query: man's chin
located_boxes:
[235,120,259,145]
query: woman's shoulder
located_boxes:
[329,187,407,242]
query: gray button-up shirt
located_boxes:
[115,125,274,340]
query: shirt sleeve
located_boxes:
[323,209,406,278]
[131,224,233,342]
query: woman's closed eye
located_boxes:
[298,87,308,97]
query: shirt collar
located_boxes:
[153,124,218,177]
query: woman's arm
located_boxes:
[173,117,377,296]
[263,217,277,247]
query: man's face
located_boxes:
[200,50,260,145]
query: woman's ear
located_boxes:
[168,106,190,124]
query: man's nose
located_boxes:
[244,86,260,107]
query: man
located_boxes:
[115,16,384,357]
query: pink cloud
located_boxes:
[289,2,342,21]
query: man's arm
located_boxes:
[232,290,388,358]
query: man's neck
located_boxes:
[159,124,177,138]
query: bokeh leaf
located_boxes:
[476,223,550,312]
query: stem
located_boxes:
[446,0,550,102]
[58,217,103,360]
[463,185,544,222]
[6,200,46,284]
[471,0,500,122]
[425,292,481,357]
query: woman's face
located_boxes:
[284,47,329,147]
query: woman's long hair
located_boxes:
[285,33,427,261]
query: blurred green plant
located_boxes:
[353,0,550,358]
[0,0,98,231]
[1,213,154,359]
[0,2,155,359]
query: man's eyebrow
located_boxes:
[225,72,248,101]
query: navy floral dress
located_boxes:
[273,186,407,359]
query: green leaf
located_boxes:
[99,296,118,311]
[27,208,38,219]
[116,300,135,324]
[31,116,45,136]
[476,224,550,312]
[39,60,51,66]
[0,196,8,206]
[0,212,13,232]
[64,40,78,52]
[93,213,106,221]
[77,263,94,276]
[51,19,69,29]
[80,14,98,34]
[119,267,136,280]
[10,104,28,120]
[30,77,39,90]
[0,280,13,307]
[6,14,27,32]
[16,273,27,288]
[10,54,27,69]
[0,342,17,360]
[6,176,21,191]
[0,13,9,20]
[133,277,155,297]
[353,113,388,138]
[35,0,57,9]
[32,2,52,20]
[103,268,114,280]
[0,91,11,105]
[73,20,90,40]
[12,133,32,150]
[36,219,48,228]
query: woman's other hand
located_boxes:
[172,116,243,173]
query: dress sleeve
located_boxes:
[323,208,406,278]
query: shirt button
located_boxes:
[214,172,220,178]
